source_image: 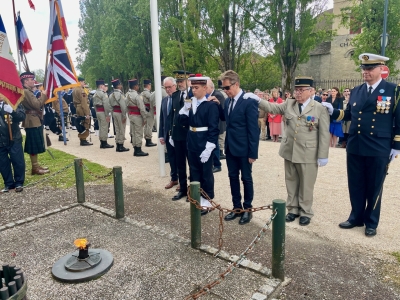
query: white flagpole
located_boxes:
[150,0,165,176]
[11,1,21,73]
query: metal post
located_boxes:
[113,166,124,219]
[272,199,286,281]
[190,182,201,249]
[381,0,389,56]
[74,158,85,203]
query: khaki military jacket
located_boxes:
[93,89,112,115]
[141,88,153,115]
[52,98,68,114]
[259,98,330,163]
[109,90,127,117]
[21,88,48,128]
[126,89,147,120]
[72,86,90,116]
[149,86,167,114]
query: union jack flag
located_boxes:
[45,0,78,103]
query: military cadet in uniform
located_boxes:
[52,93,69,141]
[142,79,156,147]
[126,79,148,156]
[73,77,92,146]
[256,77,330,226]
[20,72,50,175]
[92,79,113,149]
[179,75,220,215]
[322,53,400,237]
[109,79,129,152]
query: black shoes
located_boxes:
[365,228,377,237]
[338,221,364,229]
[299,216,311,226]
[80,140,93,146]
[201,210,210,216]
[172,191,187,201]
[239,212,252,225]
[116,143,129,152]
[285,213,299,222]
[224,211,242,221]
[212,167,221,173]
[100,140,114,149]
[145,139,157,147]
[58,135,69,141]
[134,146,149,156]
[220,150,226,160]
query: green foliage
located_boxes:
[340,0,400,75]
[33,69,45,83]
[393,252,400,263]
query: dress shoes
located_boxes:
[224,211,243,221]
[32,168,50,175]
[285,213,299,222]
[165,180,178,189]
[176,184,180,191]
[212,167,221,173]
[220,150,226,160]
[239,212,252,225]
[338,221,364,229]
[365,228,377,237]
[58,135,69,142]
[299,216,311,226]
[172,191,186,201]
[80,140,93,146]
[201,210,210,216]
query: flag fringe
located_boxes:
[0,80,25,95]
[0,90,25,110]
[45,83,79,104]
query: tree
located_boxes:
[33,69,45,83]
[340,0,400,75]
[244,0,334,91]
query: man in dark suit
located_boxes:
[323,53,400,237]
[206,79,226,173]
[159,77,179,190]
[310,87,322,103]
[218,70,260,225]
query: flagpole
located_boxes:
[11,0,22,73]
[58,91,67,145]
[150,0,165,177]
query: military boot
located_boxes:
[58,135,69,142]
[134,146,149,157]
[116,143,129,152]
[80,140,93,146]
[100,140,114,149]
[220,150,226,160]
[145,139,157,147]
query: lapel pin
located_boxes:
[353,103,356,106]
[379,89,385,93]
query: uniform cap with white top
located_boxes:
[188,74,210,85]
[359,53,389,67]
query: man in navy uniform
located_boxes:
[323,53,400,237]
[178,74,220,215]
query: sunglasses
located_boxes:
[222,83,235,90]
[322,94,328,96]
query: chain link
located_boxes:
[185,209,277,299]
[23,163,74,189]
[81,162,113,179]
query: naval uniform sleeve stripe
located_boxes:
[393,135,400,142]
[336,110,344,121]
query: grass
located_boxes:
[23,146,113,189]
[392,252,400,263]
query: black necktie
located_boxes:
[229,99,235,115]
[368,86,373,95]
[298,103,302,114]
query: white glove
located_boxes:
[184,101,192,109]
[243,92,261,103]
[321,102,333,115]
[199,142,216,163]
[389,149,400,162]
[317,158,328,167]
[169,136,174,147]
[3,103,13,113]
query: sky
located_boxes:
[2,0,334,75]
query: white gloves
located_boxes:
[169,136,174,147]
[317,158,328,167]
[200,196,212,208]
[184,101,192,109]
[243,93,261,103]
[200,142,216,163]
[321,102,333,115]
[390,149,400,162]
[179,104,190,116]
[3,103,13,113]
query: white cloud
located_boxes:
[2,0,80,74]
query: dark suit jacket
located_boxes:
[211,89,226,134]
[171,90,188,141]
[158,96,171,140]
[332,80,400,156]
[313,95,322,103]
[221,91,259,159]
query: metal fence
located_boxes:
[314,77,400,90]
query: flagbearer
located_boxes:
[142,79,156,147]
[93,79,113,149]
[126,79,148,156]
[109,79,129,152]
[52,93,69,142]
[20,72,50,175]
[73,77,92,146]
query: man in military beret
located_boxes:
[73,77,92,146]
[126,79,148,156]
[142,79,156,147]
[109,79,129,152]
[93,79,113,149]
[20,72,50,175]
[255,76,330,226]
[322,53,400,236]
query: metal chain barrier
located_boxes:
[185,209,278,300]
[23,163,74,189]
[80,161,113,179]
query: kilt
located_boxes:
[24,126,46,154]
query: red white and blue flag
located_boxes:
[47,0,68,51]
[16,13,32,54]
[0,15,24,110]
[45,1,78,103]
[28,0,35,10]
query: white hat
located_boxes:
[359,53,389,66]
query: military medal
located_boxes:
[353,102,356,106]
[306,116,315,131]
[377,96,382,112]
